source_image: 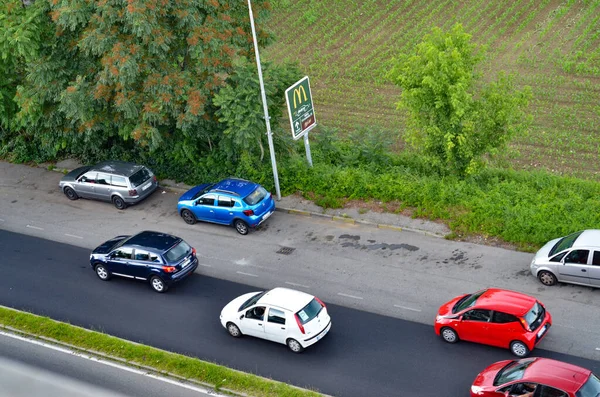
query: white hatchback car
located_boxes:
[220,287,332,353]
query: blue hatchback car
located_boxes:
[177,178,276,235]
[90,231,198,293]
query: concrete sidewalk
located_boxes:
[52,159,451,239]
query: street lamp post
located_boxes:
[246,0,281,200]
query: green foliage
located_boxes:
[388,23,532,175]
[213,58,301,162]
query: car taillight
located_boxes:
[294,314,305,334]
[315,297,326,308]
[152,175,157,182]
[192,247,196,257]
[162,266,176,273]
[519,317,531,332]
[243,209,254,216]
[128,189,137,196]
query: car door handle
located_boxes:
[210,210,214,213]
[581,269,587,272]
[258,323,262,326]
[281,327,285,330]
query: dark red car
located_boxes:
[434,288,552,357]
[470,357,600,397]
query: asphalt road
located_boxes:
[0,331,216,397]
[1,162,600,361]
[0,230,598,397]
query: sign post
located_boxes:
[285,76,316,166]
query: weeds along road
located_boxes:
[1,229,599,397]
[0,160,600,363]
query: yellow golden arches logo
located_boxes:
[293,86,308,108]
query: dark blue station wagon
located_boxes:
[90,231,198,293]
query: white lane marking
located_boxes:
[65,233,83,239]
[285,281,310,289]
[26,225,44,230]
[0,330,225,395]
[394,304,422,312]
[198,263,212,268]
[0,219,4,222]
[596,347,600,351]
[236,271,258,277]
[337,292,363,300]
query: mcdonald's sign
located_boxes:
[285,76,317,140]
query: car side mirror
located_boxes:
[239,314,244,320]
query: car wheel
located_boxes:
[286,338,304,353]
[94,264,111,281]
[64,187,78,200]
[538,270,557,286]
[234,219,249,235]
[510,341,530,358]
[440,327,459,343]
[181,209,197,225]
[112,196,127,210]
[150,276,167,293]
[227,322,242,338]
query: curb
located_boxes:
[276,207,446,238]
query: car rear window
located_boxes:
[493,359,535,386]
[129,167,152,188]
[164,240,190,263]
[523,302,545,331]
[243,186,267,206]
[576,373,600,397]
[296,298,323,324]
[550,231,583,256]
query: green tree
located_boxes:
[388,23,532,175]
[13,0,274,163]
[213,58,300,162]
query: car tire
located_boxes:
[510,340,530,357]
[112,196,127,210]
[440,327,459,343]
[94,264,111,281]
[226,322,242,338]
[181,209,197,225]
[150,276,167,293]
[234,219,249,235]
[286,338,304,353]
[538,270,557,286]
[64,186,78,200]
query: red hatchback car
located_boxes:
[434,288,552,357]
[470,357,600,397]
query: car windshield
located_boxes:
[164,240,190,263]
[192,184,215,200]
[577,374,600,397]
[523,302,544,330]
[129,168,152,188]
[239,291,267,312]
[453,290,486,314]
[243,186,267,206]
[493,359,535,386]
[549,231,583,256]
[296,298,323,324]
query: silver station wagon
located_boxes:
[59,161,158,209]
[530,229,600,288]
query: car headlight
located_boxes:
[435,315,442,321]
[471,385,484,395]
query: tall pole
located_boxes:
[247,0,281,200]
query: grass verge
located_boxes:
[0,306,324,397]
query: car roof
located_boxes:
[573,229,600,248]
[91,161,144,177]
[124,231,181,254]
[258,288,314,312]
[524,358,590,393]
[211,178,258,198]
[475,288,537,316]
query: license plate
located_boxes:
[142,182,152,191]
[537,325,546,338]
[262,211,272,221]
[181,259,190,268]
